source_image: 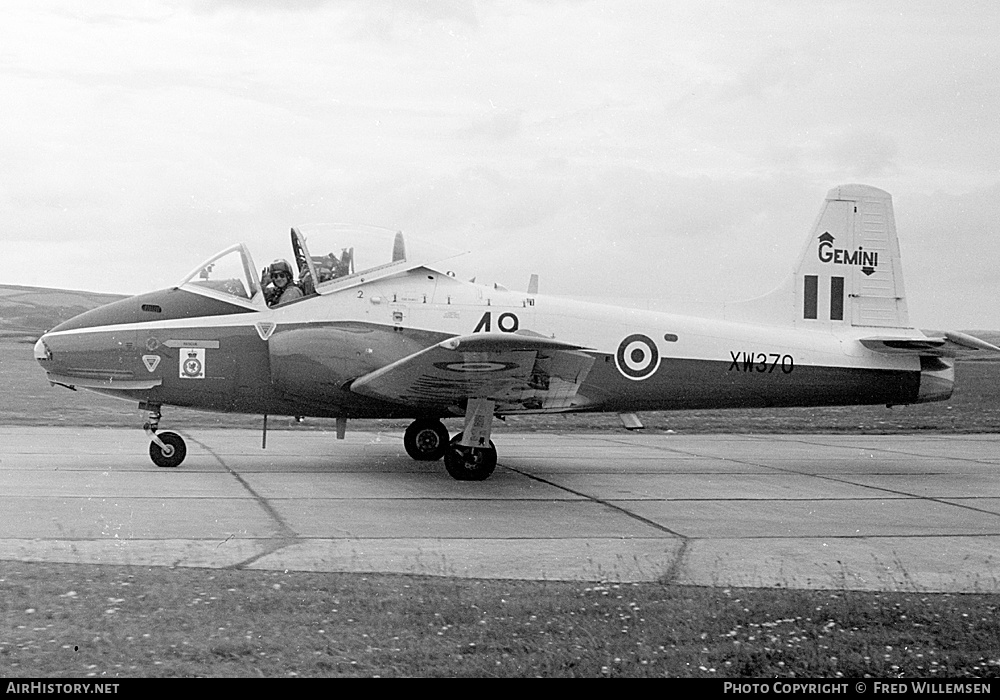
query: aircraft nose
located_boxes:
[34,330,73,377]
[34,325,141,389]
[34,335,53,364]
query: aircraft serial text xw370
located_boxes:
[34,184,999,480]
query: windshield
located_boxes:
[179,244,262,306]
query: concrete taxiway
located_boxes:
[1,426,998,592]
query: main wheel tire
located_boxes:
[149,431,187,468]
[443,433,497,481]
[404,419,450,461]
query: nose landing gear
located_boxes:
[142,404,187,468]
[149,431,187,468]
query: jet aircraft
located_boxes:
[34,185,1000,480]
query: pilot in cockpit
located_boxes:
[261,259,304,307]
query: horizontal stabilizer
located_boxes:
[942,330,1000,353]
[859,337,946,354]
[860,332,1000,357]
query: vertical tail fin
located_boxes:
[794,184,910,328]
[723,184,912,328]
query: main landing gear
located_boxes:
[142,404,187,468]
[403,419,450,461]
[403,418,498,481]
[443,433,497,481]
[403,408,498,481]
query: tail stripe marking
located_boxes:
[803,275,818,320]
[830,276,845,321]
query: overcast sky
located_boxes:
[3,0,998,329]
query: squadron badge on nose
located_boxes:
[180,348,206,379]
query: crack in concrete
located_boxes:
[186,435,300,569]
[501,462,690,584]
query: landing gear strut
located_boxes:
[443,433,497,481]
[142,404,187,468]
[403,419,450,461]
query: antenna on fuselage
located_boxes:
[392,231,405,262]
[527,273,539,295]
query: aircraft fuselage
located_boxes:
[36,267,940,420]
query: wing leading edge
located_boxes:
[349,332,595,413]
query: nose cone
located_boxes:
[35,325,140,386]
[34,330,64,380]
[33,296,144,391]
[34,336,53,364]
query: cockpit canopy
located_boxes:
[179,224,461,308]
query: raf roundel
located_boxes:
[615,333,660,380]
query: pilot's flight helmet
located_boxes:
[268,259,294,278]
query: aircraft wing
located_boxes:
[860,331,1000,357]
[349,332,595,413]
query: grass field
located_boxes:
[3,562,999,678]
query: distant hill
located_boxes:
[0,284,128,341]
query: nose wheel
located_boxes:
[149,431,187,468]
[142,405,187,468]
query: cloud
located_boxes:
[825,130,899,177]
